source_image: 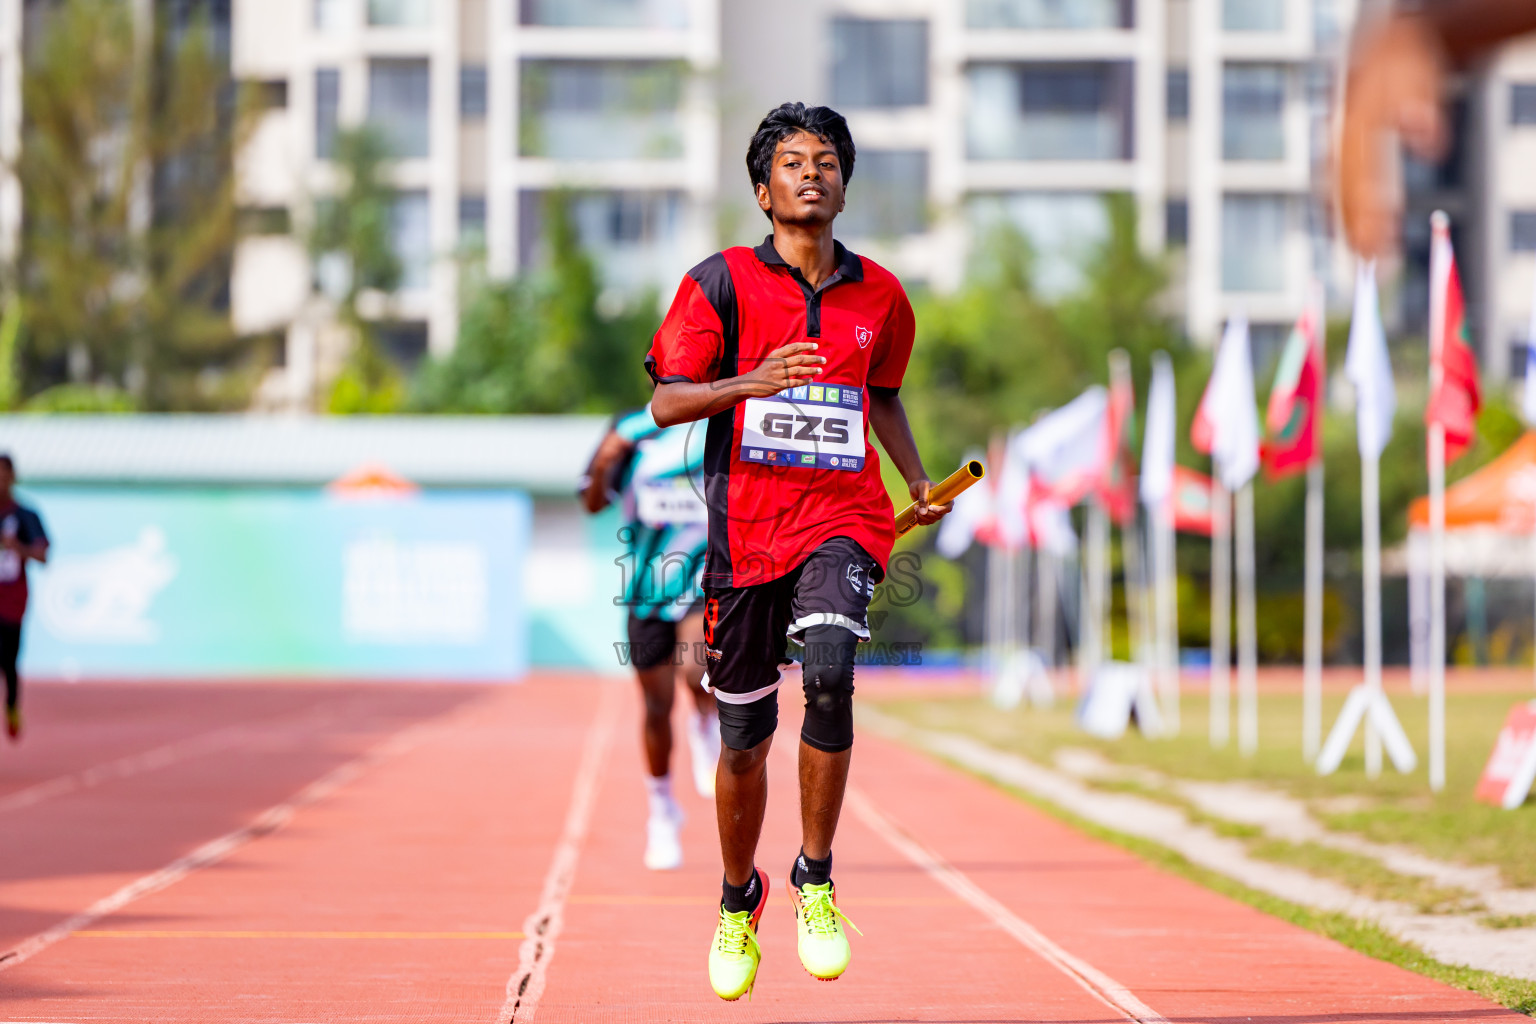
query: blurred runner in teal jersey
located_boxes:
[581,404,717,871]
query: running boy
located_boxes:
[646,102,950,1000]
[582,404,720,870]
[0,455,48,740]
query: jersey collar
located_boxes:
[753,234,864,287]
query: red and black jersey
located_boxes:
[645,236,915,589]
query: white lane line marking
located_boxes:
[500,681,622,1024]
[0,700,351,815]
[0,702,469,974]
[846,785,1171,1024]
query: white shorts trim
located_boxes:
[701,671,785,705]
[788,613,870,641]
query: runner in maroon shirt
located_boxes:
[647,102,950,998]
[0,455,49,741]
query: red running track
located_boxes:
[0,675,1523,1024]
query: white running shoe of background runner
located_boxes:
[644,801,684,871]
[686,711,720,798]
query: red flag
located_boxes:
[1427,227,1481,463]
[1097,366,1137,525]
[1261,304,1323,477]
[1170,465,1214,536]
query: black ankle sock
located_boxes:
[721,869,762,914]
[790,848,832,888]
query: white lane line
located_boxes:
[499,681,622,1024]
[846,785,1170,1024]
[0,700,351,816]
[0,703,466,974]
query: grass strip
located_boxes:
[911,742,1536,1017]
[1246,837,1485,914]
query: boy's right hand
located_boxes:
[744,342,825,396]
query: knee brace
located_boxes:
[800,624,857,752]
[716,691,779,751]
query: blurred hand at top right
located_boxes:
[1337,0,1536,257]
[1336,12,1448,259]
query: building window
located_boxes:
[1223,64,1286,161]
[519,60,684,160]
[831,19,928,108]
[967,62,1134,161]
[314,0,344,30]
[1222,194,1288,292]
[839,151,928,239]
[459,195,487,246]
[392,191,431,291]
[1165,199,1188,247]
[368,0,429,27]
[1512,84,1536,125]
[967,192,1113,297]
[967,0,1131,29]
[1512,211,1536,252]
[519,190,685,293]
[369,59,431,159]
[461,65,487,118]
[519,0,687,28]
[254,79,288,110]
[239,207,293,235]
[377,322,430,367]
[1166,68,1189,120]
[1223,0,1284,31]
[315,68,340,159]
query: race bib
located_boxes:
[738,385,864,472]
[636,477,708,527]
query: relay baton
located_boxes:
[893,459,986,537]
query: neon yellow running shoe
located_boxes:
[707,871,768,1001]
[790,879,861,981]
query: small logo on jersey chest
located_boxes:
[854,325,873,349]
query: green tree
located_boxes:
[902,194,1191,475]
[410,193,655,414]
[309,127,406,414]
[12,0,262,410]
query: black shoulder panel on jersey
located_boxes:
[688,252,738,378]
[696,252,740,588]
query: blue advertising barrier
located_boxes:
[19,488,530,680]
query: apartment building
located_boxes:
[230,0,720,409]
[7,0,1533,405]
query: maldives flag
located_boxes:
[1097,364,1138,525]
[1169,465,1215,536]
[1261,302,1323,477]
[1427,219,1481,463]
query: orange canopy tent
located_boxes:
[1409,431,1536,533]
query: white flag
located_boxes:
[1345,261,1396,460]
[1205,315,1261,491]
[1524,257,1536,426]
[1013,386,1109,506]
[1140,351,1176,506]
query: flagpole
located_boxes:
[1211,466,1231,747]
[1037,546,1056,675]
[1428,211,1450,793]
[1303,458,1324,761]
[1158,499,1180,733]
[1236,481,1258,755]
[1429,424,1446,790]
[1301,281,1326,763]
[1362,442,1384,780]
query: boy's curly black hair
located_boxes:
[745,102,856,220]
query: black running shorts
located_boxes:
[626,600,705,671]
[701,536,878,709]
